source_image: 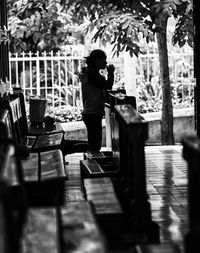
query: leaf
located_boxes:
[20,41,27,51]
[126,26,132,37]
[33,33,40,44]
[179,39,186,47]
[173,0,181,5]
[14,0,22,9]
[25,29,31,38]
[187,38,193,48]
[122,20,130,30]
[96,20,101,29]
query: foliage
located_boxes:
[137,81,194,114]
[7,0,83,52]
[0,26,9,44]
[47,105,83,122]
[64,0,193,57]
[172,1,193,47]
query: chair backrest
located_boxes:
[182,135,200,253]
[0,138,28,252]
[114,104,151,224]
[0,94,26,144]
[12,88,28,135]
[105,90,137,164]
[0,108,15,139]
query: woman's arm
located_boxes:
[87,68,114,89]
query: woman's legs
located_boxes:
[82,114,103,151]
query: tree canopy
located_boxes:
[7,0,193,55]
[63,0,193,57]
[7,0,84,52]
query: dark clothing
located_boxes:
[82,114,103,151]
[80,66,114,151]
[81,67,114,116]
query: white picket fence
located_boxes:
[9,45,86,107]
[8,46,195,110]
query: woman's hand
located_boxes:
[107,64,115,74]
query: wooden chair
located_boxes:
[13,87,64,136]
[0,111,106,252]
[0,108,106,252]
[81,90,137,178]
[114,104,159,240]
[0,105,66,207]
[82,104,160,247]
[0,94,64,152]
[0,137,28,253]
[182,135,200,253]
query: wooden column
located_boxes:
[194,0,199,137]
[0,0,9,82]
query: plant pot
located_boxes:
[29,96,47,126]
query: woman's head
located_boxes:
[85,49,107,69]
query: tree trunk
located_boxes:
[156,15,174,145]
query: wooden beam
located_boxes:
[0,0,9,82]
[194,0,199,137]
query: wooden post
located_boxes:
[182,135,200,253]
[194,0,199,137]
[0,0,9,82]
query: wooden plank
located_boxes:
[22,208,58,253]
[60,202,106,253]
[32,132,63,151]
[80,156,119,178]
[28,122,64,136]
[134,242,181,253]
[22,153,38,182]
[80,159,104,177]
[22,150,66,206]
[84,178,123,215]
[40,149,65,180]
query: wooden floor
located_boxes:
[65,144,188,253]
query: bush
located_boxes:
[46,105,83,122]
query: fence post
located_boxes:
[123,52,137,96]
[36,51,40,96]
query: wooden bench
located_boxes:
[0,93,64,152]
[81,104,160,249]
[0,137,28,253]
[182,135,200,253]
[0,106,66,206]
[0,111,106,252]
[13,87,64,136]
[81,90,137,178]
